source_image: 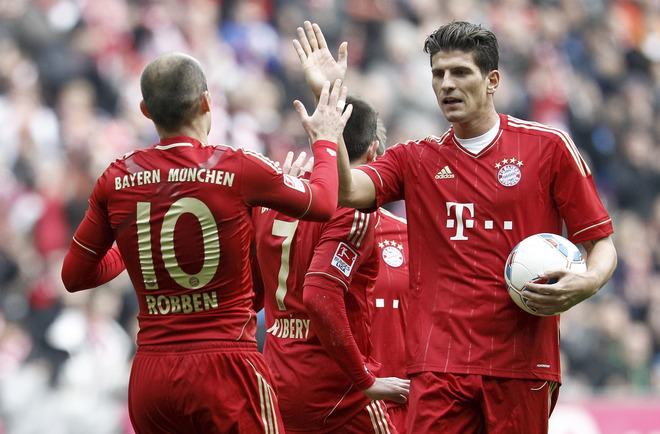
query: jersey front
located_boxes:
[252,205,379,432]
[371,208,409,384]
[357,114,613,383]
[84,136,331,346]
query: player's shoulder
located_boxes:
[502,115,591,172]
[389,130,451,150]
[503,115,573,143]
[236,147,281,172]
[334,206,376,221]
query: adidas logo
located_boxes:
[435,166,455,179]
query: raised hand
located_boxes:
[294,79,353,145]
[293,21,348,99]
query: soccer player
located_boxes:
[60,52,353,434]
[296,21,618,433]
[251,94,409,433]
[367,120,411,433]
[371,206,409,432]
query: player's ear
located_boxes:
[139,100,152,119]
[366,140,379,162]
[200,90,211,113]
[486,70,500,95]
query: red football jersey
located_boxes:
[252,205,379,432]
[358,114,613,383]
[66,136,338,346]
[371,208,409,381]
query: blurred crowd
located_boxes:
[0,0,659,432]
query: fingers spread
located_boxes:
[312,22,328,49]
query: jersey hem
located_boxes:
[406,365,561,384]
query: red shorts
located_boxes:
[328,400,397,434]
[386,402,408,434]
[408,372,559,434]
[128,341,283,434]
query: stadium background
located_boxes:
[0,0,658,432]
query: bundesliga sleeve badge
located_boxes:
[495,157,523,187]
[331,242,358,277]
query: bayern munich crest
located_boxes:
[381,243,404,267]
[495,158,523,187]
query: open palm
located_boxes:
[293,21,348,98]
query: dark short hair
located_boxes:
[140,53,208,130]
[424,21,499,76]
[343,94,379,163]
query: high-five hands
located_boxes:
[293,21,348,99]
[294,79,353,145]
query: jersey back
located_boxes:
[252,205,379,432]
[88,137,321,345]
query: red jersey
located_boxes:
[252,205,380,432]
[357,114,613,383]
[371,208,409,381]
[63,136,339,346]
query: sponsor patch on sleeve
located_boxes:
[331,242,358,277]
[283,174,306,193]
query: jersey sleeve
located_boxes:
[356,143,407,208]
[61,184,126,291]
[550,139,613,243]
[304,208,376,292]
[302,208,377,389]
[303,285,376,390]
[242,140,339,221]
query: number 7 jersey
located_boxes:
[66,136,338,345]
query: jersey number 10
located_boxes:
[136,198,220,290]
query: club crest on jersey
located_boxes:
[379,241,404,268]
[283,174,306,193]
[332,242,358,277]
[495,157,523,187]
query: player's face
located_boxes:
[430,50,498,137]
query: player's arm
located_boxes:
[293,20,377,210]
[246,80,351,220]
[61,205,125,292]
[524,235,617,315]
[337,140,378,209]
[303,285,375,389]
[303,284,409,402]
[304,211,409,401]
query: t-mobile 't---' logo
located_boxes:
[446,202,474,240]
[446,202,514,240]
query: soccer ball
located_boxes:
[504,233,586,316]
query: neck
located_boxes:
[453,111,500,139]
[156,122,209,144]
